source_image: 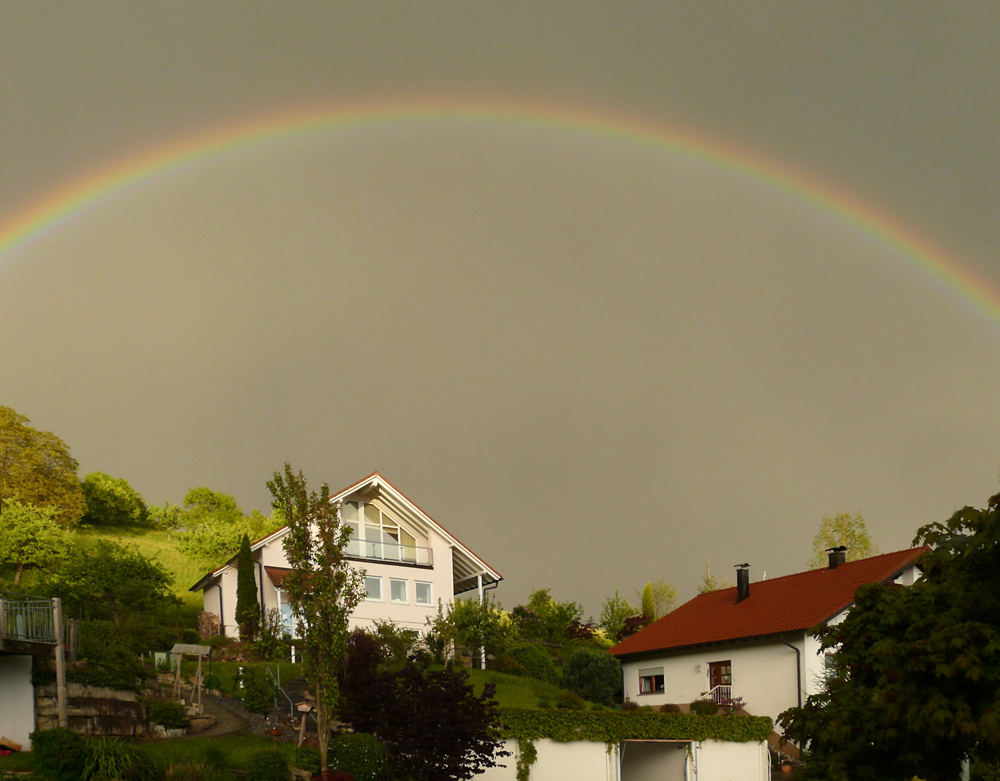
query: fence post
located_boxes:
[0,599,6,648]
[53,598,68,728]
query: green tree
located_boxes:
[235,533,261,642]
[645,576,677,618]
[267,463,365,774]
[807,511,878,568]
[698,559,719,594]
[181,486,244,527]
[512,588,584,642]
[779,493,1000,780]
[148,500,183,537]
[0,500,71,584]
[80,471,149,527]
[0,406,86,526]
[561,648,622,705]
[51,540,176,625]
[598,590,637,640]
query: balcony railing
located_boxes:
[0,593,57,645]
[346,539,433,567]
[703,684,732,706]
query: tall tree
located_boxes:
[0,406,85,526]
[779,493,1000,780]
[235,533,261,642]
[267,463,365,774]
[599,590,637,640]
[181,486,244,527]
[644,576,677,618]
[80,472,149,527]
[698,559,719,594]
[0,500,71,584]
[807,511,878,568]
[640,582,655,627]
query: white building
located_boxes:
[191,472,502,638]
[610,547,925,725]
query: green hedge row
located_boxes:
[499,709,772,743]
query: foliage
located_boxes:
[698,559,720,594]
[35,619,153,691]
[780,493,1000,781]
[369,618,421,665]
[268,464,365,773]
[237,666,274,716]
[555,690,586,709]
[149,700,189,729]
[0,405,86,527]
[450,595,513,666]
[327,733,384,781]
[637,577,676,620]
[598,590,637,640]
[506,643,559,685]
[515,738,537,781]
[148,500,183,536]
[83,736,148,781]
[561,649,621,705]
[511,588,584,642]
[640,582,655,625]
[80,472,150,527]
[0,500,71,584]
[807,511,878,568]
[48,539,177,625]
[689,699,718,715]
[30,727,88,781]
[236,533,261,642]
[202,672,222,690]
[177,517,249,567]
[245,748,290,781]
[499,708,773,743]
[253,608,289,661]
[616,614,650,642]
[181,486,244,527]
[339,635,508,781]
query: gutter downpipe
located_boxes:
[215,583,225,637]
[257,560,266,615]
[779,634,802,709]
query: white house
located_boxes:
[610,547,925,725]
[191,472,502,638]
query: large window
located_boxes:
[639,666,665,694]
[342,501,418,562]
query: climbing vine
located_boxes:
[515,737,537,781]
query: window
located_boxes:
[390,578,408,604]
[344,501,419,562]
[365,576,382,601]
[342,501,362,557]
[639,666,665,694]
[415,581,432,605]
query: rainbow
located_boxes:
[2,96,998,323]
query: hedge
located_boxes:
[499,709,772,744]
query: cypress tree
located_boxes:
[235,533,260,642]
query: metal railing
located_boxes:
[703,684,732,705]
[0,593,57,644]
[346,539,433,566]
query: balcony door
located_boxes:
[708,660,732,690]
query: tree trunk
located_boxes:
[14,561,23,585]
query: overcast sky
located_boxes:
[2,2,1000,616]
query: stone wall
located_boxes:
[35,683,151,737]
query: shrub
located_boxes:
[507,643,559,685]
[238,667,274,716]
[328,733,385,781]
[689,699,719,716]
[659,703,682,714]
[245,748,290,781]
[149,700,189,730]
[555,690,586,710]
[30,727,88,781]
[83,737,146,781]
[621,700,639,712]
[561,649,621,704]
[490,654,527,676]
[201,673,222,691]
[291,745,321,775]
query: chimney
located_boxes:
[735,564,750,603]
[826,546,847,570]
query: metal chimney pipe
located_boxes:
[826,546,847,570]
[735,564,750,603]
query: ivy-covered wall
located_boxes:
[499,709,772,744]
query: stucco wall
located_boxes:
[0,654,34,749]
[621,635,809,724]
[476,739,617,781]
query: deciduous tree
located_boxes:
[0,500,71,584]
[80,472,150,527]
[779,493,1000,781]
[0,406,85,526]
[807,511,878,568]
[267,463,364,774]
[599,590,637,640]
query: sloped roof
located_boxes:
[610,547,927,658]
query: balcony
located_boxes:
[346,539,433,567]
[0,592,58,656]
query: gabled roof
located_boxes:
[610,547,926,658]
[190,472,501,593]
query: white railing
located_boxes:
[703,684,732,705]
[345,539,433,566]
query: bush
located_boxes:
[621,700,639,712]
[659,703,682,713]
[328,733,385,781]
[507,643,559,685]
[245,748,290,781]
[291,745,321,775]
[238,667,274,716]
[202,673,222,691]
[30,727,88,781]
[689,699,719,715]
[83,737,147,781]
[561,649,621,704]
[149,700,189,729]
[555,690,586,710]
[489,654,527,676]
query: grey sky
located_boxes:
[2,2,999,615]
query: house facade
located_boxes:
[610,547,925,725]
[191,473,502,638]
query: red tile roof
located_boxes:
[610,547,927,658]
[265,566,292,588]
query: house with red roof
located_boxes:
[609,547,925,724]
[191,473,502,638]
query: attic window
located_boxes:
[639,667,665,694]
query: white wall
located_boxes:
[476,739,617,781]
[693,739,769,781]
[0,654,35,749]
[621,635,811,724]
